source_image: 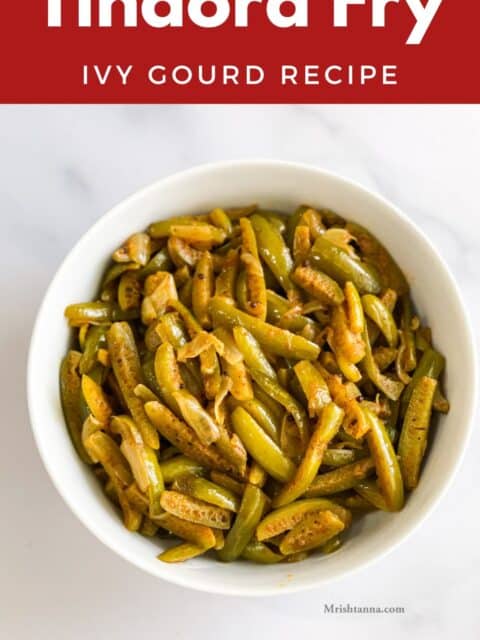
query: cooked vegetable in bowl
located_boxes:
[60,203,448,565]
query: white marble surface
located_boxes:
[1,105,479,639]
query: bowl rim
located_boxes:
[27,159,478,596]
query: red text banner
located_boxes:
[0,1,477,103]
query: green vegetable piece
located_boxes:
[60,351,92,464]
[355,479,389,511]
[137,249,172,279]
[218,484,268,562]
[310,236,382,295]
[256,498,351,541]
[305,457,375,497]
[250,370,310,450]
[159,455,205,483]
[79,325,107,375]
[362,326,404,401]
[361,294,398,348]
[154,342,183,415]
[65,302,113,325]
[230,397,281,443]
[148,215,208,239]
[401,348,445,415]
[398,376,437,490]
[209,296,320,361]
[231,407,296,483]
[294,361,331,418]
[233,326,277,379]
[250,214,296,296]
[364,407,404,512]
[399,294,417,372]
[107,322,159,449]
[176,476,241,512]
[273,403,344,507]
[241,541,283,564]
[279,510,345,555]
[322,448,368,467]
[158,542,211,563]
[346,221,409,295]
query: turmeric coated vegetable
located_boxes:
[294,360,331,418]
[250,214,296,298]
[113,232,151,266]
[215,248,239,300]
[107,322,159,449]
[110,415,164,516]
[322,448,368,467]
[293,225,312,266]
[174,475,241,512]
[65,301,139,326]
[398,376,437,490]
[362,294,398,348]
[118,271,142,311]
[229,397,280,443]
[362,326,404,401]
[273,403,344,507]
[399,294,417,373]
[61,203,448,565]
[310,236,382,295]
[210,296,320,361]
[60,351,92,464]
[84,431,132,487]
[305,457,375,497]
[154,342,183,414]
[279,509,345,555]
[354,479,389,511]
[241,541,283,564]
[232,326,277,380]
[239,217,267,319]
[218,484,268,562]
[250,370,310,450]
[345,221,409,295]
[292,266,344,306]
[192,251,214,328]
[400,348,445,414]
[231,407,296,483]
[256,498,351,541]
[144,401,239,476]
[214,328,254,401]
[81,374,112,424]
[157,542,213,563]
[266,289,318,334]
[173,390,221,445]
[154,512,216,548]
[364,407,404,512]
[160,490,232,529]
[79,325,107,374]
[159,455,205,483]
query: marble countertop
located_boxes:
[1,105,479,639]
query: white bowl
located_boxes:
[28,160,477,596]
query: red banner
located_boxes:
[0,1,477,102]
